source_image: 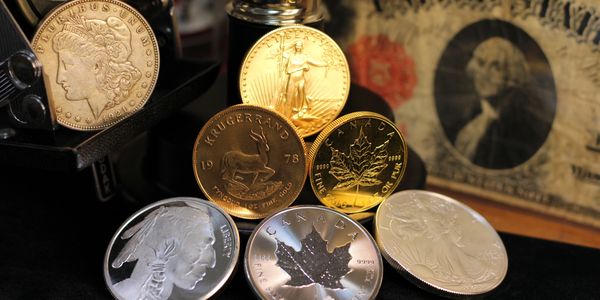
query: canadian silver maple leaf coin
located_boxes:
[245,205,383,299]
[104,197,240,300]
[374,190,509,297]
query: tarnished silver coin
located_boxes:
[245,205,383,300]
[104,197,240,300]
[374,190,508,296]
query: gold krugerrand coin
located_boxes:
[193,104,308,219]
[309,112,408,213]
[240,25,350,137]
[32,0,159,131]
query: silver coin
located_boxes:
[245,205,383,300]
[104,197,240,300]
[374,190,508,296]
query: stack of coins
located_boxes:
[102,6,508,299]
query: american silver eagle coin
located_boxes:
[375,190,508,296]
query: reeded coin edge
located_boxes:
[308,111,409,213]
[31,0,160,131]
[374,190,509,296]
[192,104,308,219]
[103,197,241,300]
[238,24,351,137]
[244,205,384,300]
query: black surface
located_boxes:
[0,59,219,171]
[1,166,599,299]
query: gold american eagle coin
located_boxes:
[31,0,159,131]
[309,112,408,213]
[240,25,350,137]
[193,104,308,219]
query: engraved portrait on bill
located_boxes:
[110,205,216,300]
[434,20,556,169]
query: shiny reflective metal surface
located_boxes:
[104,197,240,300]
[375,190,508,296]
[226,0,323,25]
[309,112,408,213]
[31,0,160,131]
[193,104,307,220]
[245,205,382,299]
[240,25,350,137]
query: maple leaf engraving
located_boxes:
[275,226,352,289]
[329,127,390,193]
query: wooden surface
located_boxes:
[428,185,600,250]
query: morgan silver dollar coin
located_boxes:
[374,190,508,296]
[104,197,240,300]
[245,205,383,300]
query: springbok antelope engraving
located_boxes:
[221,126,276,191]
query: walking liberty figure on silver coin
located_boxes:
[110,204,216,300]
[375,190,508,296]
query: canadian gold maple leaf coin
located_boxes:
[239,25,350,137]
[308,112,408,213]
[31,0,159,130]
[193,104,307,219]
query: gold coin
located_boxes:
[309,112,408,213]
[31,0,159,131]
[193,104,308,219]
[240,25,350,137]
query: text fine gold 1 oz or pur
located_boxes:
[240,25,350,137]
[31,0,159,131]
[309,112,408,213]
[193,104,308,219]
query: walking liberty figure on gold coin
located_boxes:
[240,26,350,137]
[279,40,328,120]
[32,0,159,130]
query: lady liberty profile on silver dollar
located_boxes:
[374,190,508,296]
[245,205,383,300]
[32,0,159,130]
[104,197,239,300]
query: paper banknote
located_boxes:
[323,0,600,227]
